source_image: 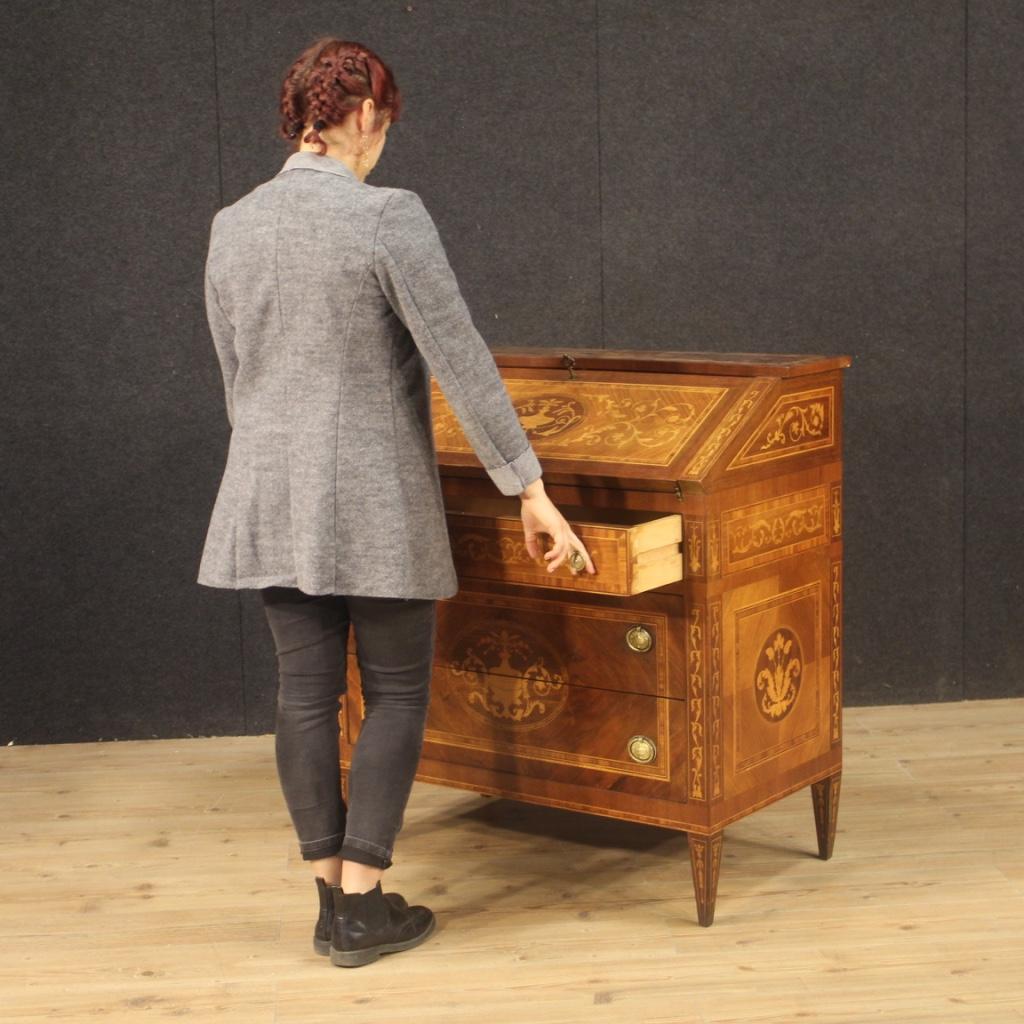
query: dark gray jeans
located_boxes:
[259,586,436,870]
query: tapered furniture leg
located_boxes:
[811,771,841,860]
[687,831,723,927]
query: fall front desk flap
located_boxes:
[430,347,853,489]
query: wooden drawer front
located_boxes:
[344,656,687,803]
[343,582,687,700]
[433,587,679,700]
[445,497,684,596]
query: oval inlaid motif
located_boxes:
[512,395,586,438]
[754,628,802,721]
[447,623,569,731]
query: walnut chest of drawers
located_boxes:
[341,347,851,926]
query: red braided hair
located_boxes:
[278,37,402,154]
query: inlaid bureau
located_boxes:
[342,347,852,926]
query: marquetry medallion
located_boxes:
[446,623,569,731]
[754,628,803,722]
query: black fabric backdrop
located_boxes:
[2,1,1020,743]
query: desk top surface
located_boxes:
[491,347,852,378]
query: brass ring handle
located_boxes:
[568,549,586,572]
[625,624,653,653]
[627,735,657,764]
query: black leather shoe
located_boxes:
[313,876,411,956]
[329,880,436,967]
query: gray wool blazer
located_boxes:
[196,150,543,599]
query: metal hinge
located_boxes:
[562,353,577,379]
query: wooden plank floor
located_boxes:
[1,697,1022,1024]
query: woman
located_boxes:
[196,37,595,968]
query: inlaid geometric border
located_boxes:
[830,482,843,538]
[830,559,843,745]
[688,605,706,800]
[708,600,723,801]
[684,379,774,478]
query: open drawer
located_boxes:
[444,496,684,596]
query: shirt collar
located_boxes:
[278,150,359,182]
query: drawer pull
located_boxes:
[568,549,587,572]
[627,734,657,764]
[625,624,653,653]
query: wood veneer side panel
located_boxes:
[710,463,843,577]
[711,546,842,829]
[701,368,849,492]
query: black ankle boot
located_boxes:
[313,876,414,956]
[329,880,436,967]
[313,877,335,955]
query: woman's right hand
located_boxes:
[518,478,596,577]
